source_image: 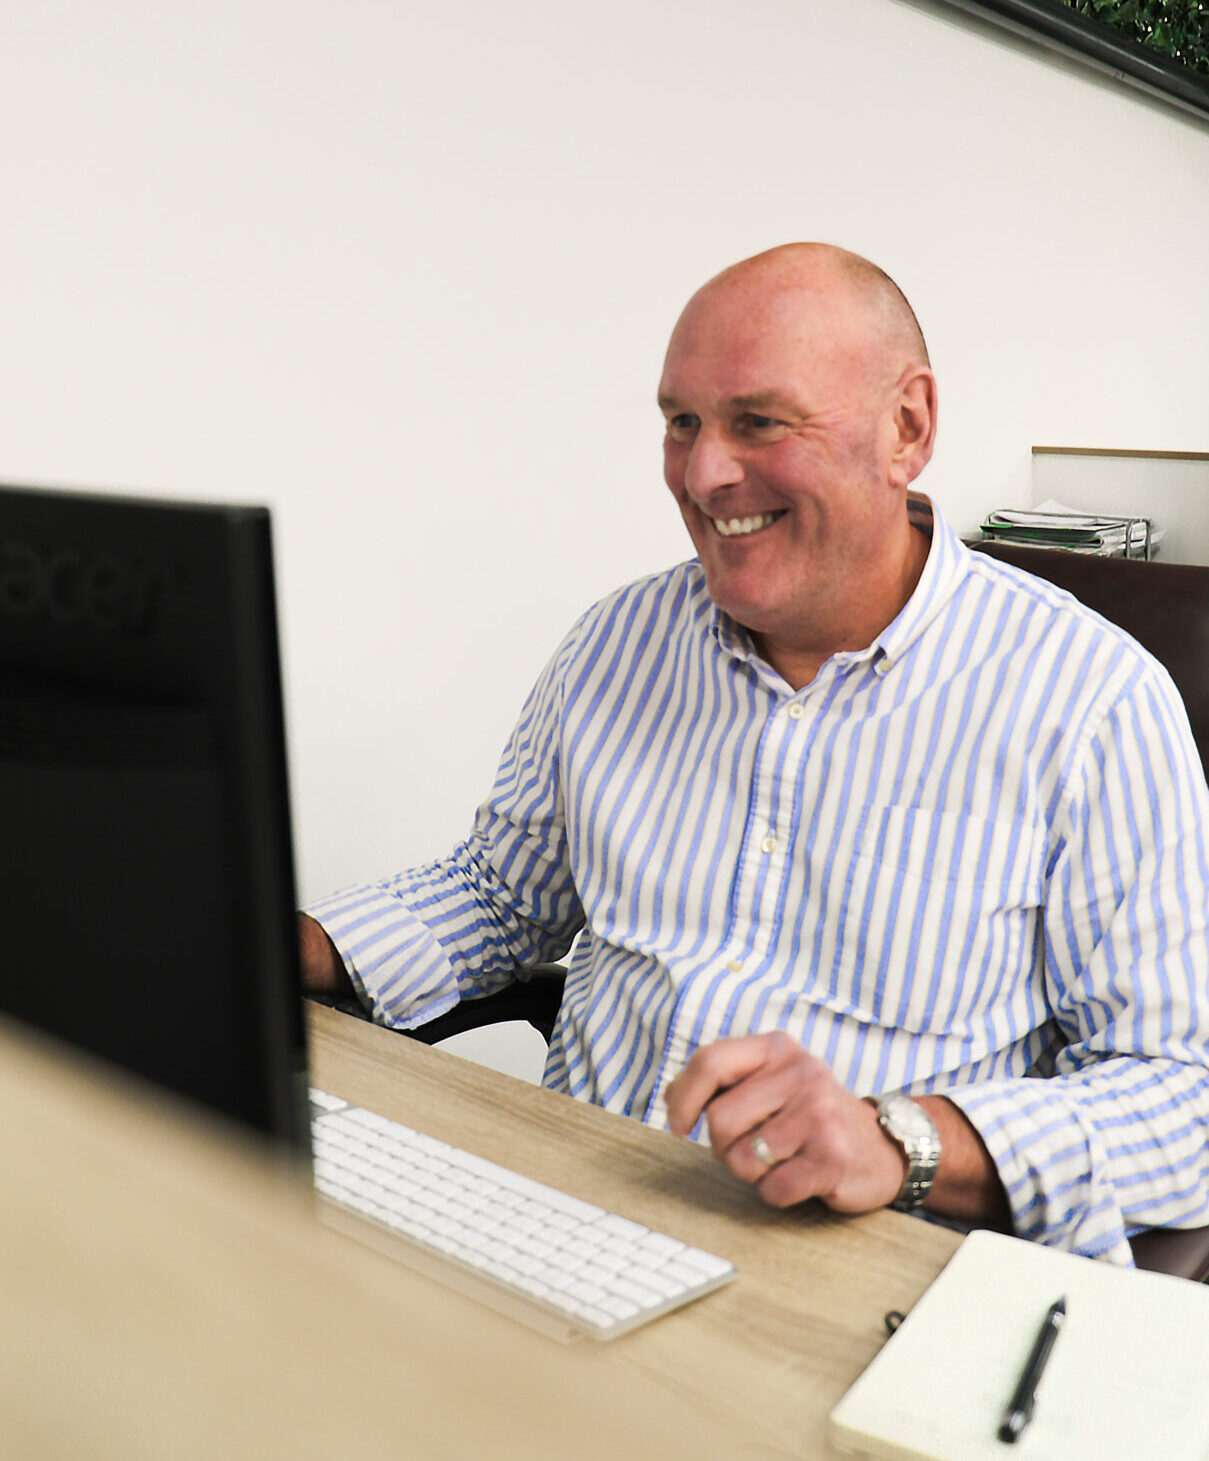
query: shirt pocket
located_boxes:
[826,804,1046,1036]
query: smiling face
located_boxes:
[658,248,936,685]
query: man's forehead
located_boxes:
[658,263,890,403]
[659,310,859,401]
[667,271,866,354]
[656,386,802,414]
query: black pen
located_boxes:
[998,1296,1066,1444]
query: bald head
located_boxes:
[676,242,930,391]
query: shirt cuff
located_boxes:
[943,1080,1134,1266]
[304,883,461,1030]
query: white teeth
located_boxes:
[714,512,779,538]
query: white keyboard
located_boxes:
[310,1088,735,1341]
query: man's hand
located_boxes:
[297,913,355,999]
[664,1032,1010,1223]
[664,1032,905,1212]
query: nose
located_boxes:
[682,428,744,503]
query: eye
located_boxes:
[742,413,779,432]
[664,412,699,442]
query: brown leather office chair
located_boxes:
[319,540,1209,1280]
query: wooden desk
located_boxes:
[0,1005,962,1459]
[309,1005,963,1457]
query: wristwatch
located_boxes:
[869,1094,941,1211]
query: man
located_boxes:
[302,243,1209,1265]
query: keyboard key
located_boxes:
[680,1247,736,1280]
[636,1232,685,1259]
[595,1214,648,1242]
[611,1276,666,1307]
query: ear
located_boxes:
[886,367,938,490]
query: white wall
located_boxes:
[3,0,1208,916]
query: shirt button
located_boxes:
[787,703,804,719]
[760,834,778,854]
[726,959,743,973]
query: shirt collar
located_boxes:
[870,495,969,673]
[708,599,764,669]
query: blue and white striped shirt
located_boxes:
[310,505,1209,1264]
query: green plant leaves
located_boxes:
[1060,0,1209,76]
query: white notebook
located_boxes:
[830,1228,1209,1461]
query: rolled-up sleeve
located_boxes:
[306,625,587,1029]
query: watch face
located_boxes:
[879,1096,940,1211]
[889,1097,936,1140]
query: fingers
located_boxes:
[728,1090,859,1205]
[666,1033,906,1214]
[664,1032,804,1138]
[728,1125,793,1188]
[700,1057,814,1161]
[720,1078,842,1191]
[743,1094,898,1211]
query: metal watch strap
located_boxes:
[867,1094,941,1212]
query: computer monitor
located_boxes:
[0,482,310,1155]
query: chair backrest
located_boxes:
[972,540,1209,1282]
[969,542,1209,779]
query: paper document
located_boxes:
[980,499,1160,557]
